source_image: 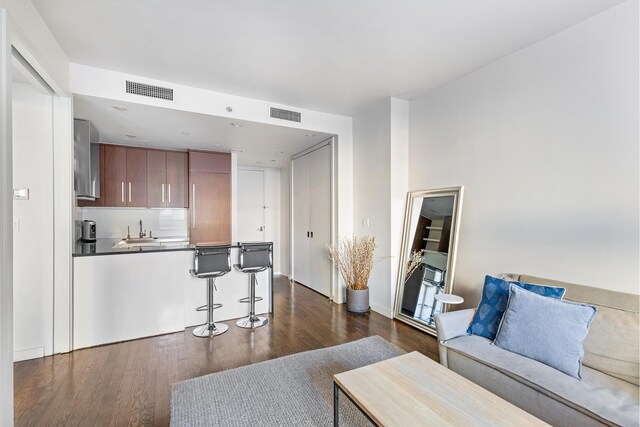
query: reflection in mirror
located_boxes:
[394,187,463,336]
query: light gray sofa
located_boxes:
[434,274,639,427]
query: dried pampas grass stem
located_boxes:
[327,235,389,290]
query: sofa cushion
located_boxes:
[519,275,639,386]
[443,335,640,427]
[467,275,566,340]
[493,285,597,379]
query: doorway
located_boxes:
[237,169,265,242]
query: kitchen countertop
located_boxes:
[73,238,272,257]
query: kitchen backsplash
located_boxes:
[78,208,189,239]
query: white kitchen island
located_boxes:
[72,246,271,349]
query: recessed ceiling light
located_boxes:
[111,105,129,112]
[271,160,276,162]
[256,161,264,165]
[276,151,284,155]
[124,134,137,139]
[181,131,190,136]
[305,133,317,138]
[230,122,243,128]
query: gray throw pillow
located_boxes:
[493,284,597,379]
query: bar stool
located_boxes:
[235,242,272,329]
[190,245,232,337]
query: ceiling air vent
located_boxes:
[126,80,174,101]
[270,107,301,123]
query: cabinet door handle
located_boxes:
[128,182,132,203]
[192,184,196,228]
[310,231,314,238]
[167,184,171,204]
[307,231,310,238]
[161,183,165,204]
[121,182,125,203]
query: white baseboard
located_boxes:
[14,346,44,362]
[370,303,393,319]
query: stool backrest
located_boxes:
[239,243,272,270]
[193,246,232,277]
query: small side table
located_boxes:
[435,293,464,313]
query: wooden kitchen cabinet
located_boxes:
[103,145,127,207]
[167,151,188,208]
[147,150,188,208]
[126,147,147,207]
[147,149,167,207]
[189,151,231,244]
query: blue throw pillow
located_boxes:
[467,275,566,339]
[493,285,597,379]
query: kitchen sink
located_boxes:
[113,236,189,248]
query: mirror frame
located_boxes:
[393,186,464,336]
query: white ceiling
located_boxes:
[73,95,332,168]
[33,0,623,115]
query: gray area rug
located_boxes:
[170,336,405,426]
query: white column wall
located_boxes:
[352,97,409,317]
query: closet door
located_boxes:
[292,154,311,287]
[308,144,332,296]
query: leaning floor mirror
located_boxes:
[393,187,464,336]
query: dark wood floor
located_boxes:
[14,276,438,426]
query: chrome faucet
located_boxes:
[139,220,146,238]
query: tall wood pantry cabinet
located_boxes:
[188,151,231,244]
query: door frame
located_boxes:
[0,9,14,424]
[290,137,337,302]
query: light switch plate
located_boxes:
[13,188,29,200]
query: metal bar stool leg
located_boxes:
[236,273,268,329]
[193,278,229,337]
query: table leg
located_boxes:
[334,381,339,427]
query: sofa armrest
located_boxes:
[434,308,475,343]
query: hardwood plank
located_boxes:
[14,276,438,426]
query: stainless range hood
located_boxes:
[74,119,100,200]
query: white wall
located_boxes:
[409,0,639,305]
[12,82,54,361]
[280,162,291,277]
[353,97,409,317]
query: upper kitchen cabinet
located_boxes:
[189,151,231,244]
[147,149,167,207]
[125,147,148,207]
[166,151,188,208]
[103,145,127,207]
[101,144,147,207]
[147,150,188,208]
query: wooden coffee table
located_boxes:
[332,351,548,426]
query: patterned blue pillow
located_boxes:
[467,275,566,339]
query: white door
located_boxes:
[237,169,265,242]
[292,154,311,287]
[308,144,332,296]
[12,60,55,361]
